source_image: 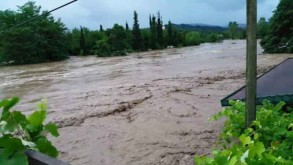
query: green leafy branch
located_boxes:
[195,100,293,165]
[0,97,60,165]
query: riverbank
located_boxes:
[0,40,292,165]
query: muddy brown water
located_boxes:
[0,40,292,165]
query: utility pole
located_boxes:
[246,0,257,127]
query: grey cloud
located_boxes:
[0,0,279,29]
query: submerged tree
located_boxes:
[0,1,69,65]
[260,0,293,53]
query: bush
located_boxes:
[195,100,293,165]
[185,32,202,46]
[0,98,59,165]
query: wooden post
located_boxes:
[246,0,257,127]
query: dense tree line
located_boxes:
[0,1,243,65]
[2,0,290,65]
[67,11,228,57]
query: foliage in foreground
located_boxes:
[195,100,293,165]
[0,98,59,165]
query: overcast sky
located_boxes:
[0,0,279,29]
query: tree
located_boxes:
[260,0,293,53]
[67,28,80,55]
[185,32,202,46]
[95,24,130,57]
[141,29,151,49]
[125,21,129,31]
[99,24,104,32]
[228,21,239,39]
[109,24,131,52]
[0,2,68,65]
[167,20,173,45]
[156,12,164,48]
[150,14,157,49]
[132,11,142,50]
[80,26,85,55]
[257,17,269,39]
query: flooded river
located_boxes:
[0,40,292,165]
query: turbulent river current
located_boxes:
[0,40,291,165]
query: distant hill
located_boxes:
[172,23,227,32]
[238,24,247,29]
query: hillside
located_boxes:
[172,23,227,32]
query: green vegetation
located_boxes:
[80,26,86,56]
[66,11,228,57]
[0,1,230,64]
[260,0,293,53]
[228,22,240,39]
[257,17,269,39]
[132,11,143,51]
[0,1,246,66]
[0,98,59,165]
[94,24,131,57]
[0,0,291,64]
[0,2,69,65]
[195,100,293,165]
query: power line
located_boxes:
[0,0,78,34]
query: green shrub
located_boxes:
[0,98,59,165]
[195,100,293,165]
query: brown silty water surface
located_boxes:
[0,40,292,165]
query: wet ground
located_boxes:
[0,40,292,165]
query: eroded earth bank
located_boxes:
[0,40,292,165]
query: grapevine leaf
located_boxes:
[214,156,229,164]
[27,100,47,128]
[0,136,25,159]
[45,123,59,137]
[27,110,46,128]
[1,98,20,120]
[0,119,18,135]
[240,150,249,164]
[228,156,237,165]
[11,111,27,124]
[253,133,259,140]
[273,101,285,111]
[36,99,47,112]
[0,150,28,165]
[288,123,293,129]
[239,134,251,146]
[194,156,205,165]
[36,138,59,157]
[21,139,36,148]
[2,97,19,112]
[249,142,265,158]
[270,141,280,149]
